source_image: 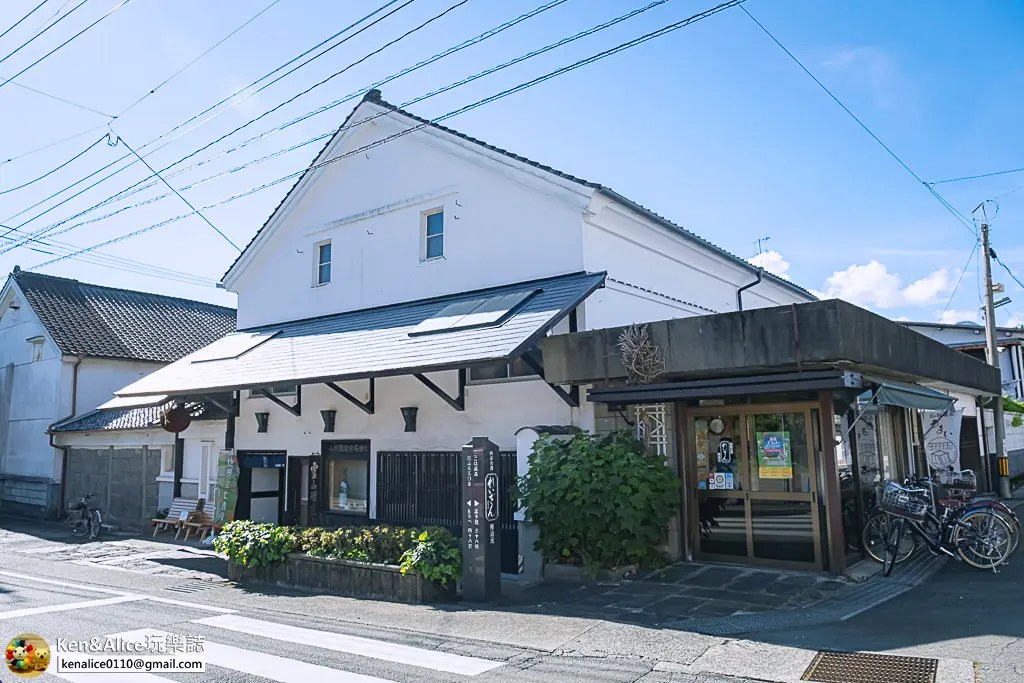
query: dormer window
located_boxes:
[315,240,331,286]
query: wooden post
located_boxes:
[173,434,184,499]
[818,390,846,575]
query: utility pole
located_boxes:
[979,214,1011,497]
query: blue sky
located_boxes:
[0,0,1022,326]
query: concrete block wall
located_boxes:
[0,477,57,518]
[64,447,161,530]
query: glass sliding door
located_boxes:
[688,404,824,570]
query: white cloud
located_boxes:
[821,46,900,110]
[821,261,957,309]
[937,309,980,324]
[1004,311,1024,328]
[748,250,791,280]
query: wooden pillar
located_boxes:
[172,434,184,498]
[818,390,846,575]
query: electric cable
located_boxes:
[2,77,113,116]
[941,239,979,314]
[740,5,978,239]
[1,124,107,165]
[0,0,51,43]
[6,0,673,251]
[930,167,1024,185]
[0,134,107,194]
[996,255,1024,292]
[27,0,743,269]
[0,0,88,67]
[0,0,132,90]
[0,0,413,231]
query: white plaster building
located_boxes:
[0,268,235,519]
[112,90,814,569]
[902,321,1024,399]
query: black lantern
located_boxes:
[401,406,418,432]
[255,412,269,433]
[321,409,337,432]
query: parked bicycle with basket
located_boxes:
[863,469,1019,566]
[877,474,1014,576]
[64,493,104,540]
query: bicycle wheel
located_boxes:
[863,513,915,564]
[955,509,1013,569]
[69,519,88,537]
[882,516,905,577]
[88,511,103,540]
[63,512,78,530]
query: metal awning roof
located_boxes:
[115,271,605,398]
[863,375,955,412]
[588,370,864,404]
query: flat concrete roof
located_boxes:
[542,299,1001,395]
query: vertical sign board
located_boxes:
[213,450,239,526]
[462,436,501,601]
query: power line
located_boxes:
[110,133,240,250]
[739,5,978,239]
[996,255,1024,292]
[3,77,113,117]
[113,0,284,119]
[0,0,412,232]
[0,123,107,164]
[0,0,51,42]
[28,0,744,269]
[0,0,132,91]
[930,166,1024,185]
[941,239,979,314]
[0,0,88,67]
[0,134,107,194]
[4,0,665,252]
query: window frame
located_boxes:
[467,348,542,385]
[247,384,298,399]
[422,208,444,261]
[314,239,332,286]
[320,439,371,517]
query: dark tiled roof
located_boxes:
[13,270,236,362]
[53,402,209,433]
[223,90,814,300]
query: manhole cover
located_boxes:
[802,651,938,683]
[164,581,227,594]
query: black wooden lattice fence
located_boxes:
[376,450,519,574]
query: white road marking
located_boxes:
[146,596,236,614]
[0,595,146,619]
[0,569,132,595]
[112,629,397,683]
[194,614,502,675]
[0,569,237,614]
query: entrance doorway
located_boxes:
[686,403,824,570]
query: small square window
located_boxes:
[424,210,443,260]
[316,241,332,285]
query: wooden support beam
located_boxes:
[258,385,301,417]
[325,379,375,415]
[414,370,465,411]
[520,352,579,408]
[201,394,233,416]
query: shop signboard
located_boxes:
[462,436,501,601]
[756,432,793,479]
[213,449,239,525]
[695,418,709,489]
[921,408,963,472]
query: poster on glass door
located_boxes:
[756,432,793,479]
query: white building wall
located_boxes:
[74,359,164,417]
[231,112,589,329]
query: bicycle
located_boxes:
[879,480,1014,576]
[863,472,1019,564]
[64,493,103,540]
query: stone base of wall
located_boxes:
[228,554,454,603]
[0,478,58,519]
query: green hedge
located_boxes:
[214,521,461,585]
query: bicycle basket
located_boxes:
[67,500,85,511]
[880,482,929,521]
[934,469,977,491]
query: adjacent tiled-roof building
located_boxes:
[12,268,236,362]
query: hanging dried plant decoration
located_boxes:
[618,324,665,386]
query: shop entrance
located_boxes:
[687,403,824,570]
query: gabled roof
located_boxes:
[10,269,237,363]
[222,90,814,301]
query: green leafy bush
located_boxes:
[217,520,460,584]
[214,520,297,568]
[516,429,680,571]
[399,527,461,586]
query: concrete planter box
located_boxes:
[542,562,638,584]
[227,553,454,603]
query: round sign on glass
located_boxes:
[709,418,726,435]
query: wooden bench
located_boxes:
[178,511,217,542]
[151,498,200,537]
